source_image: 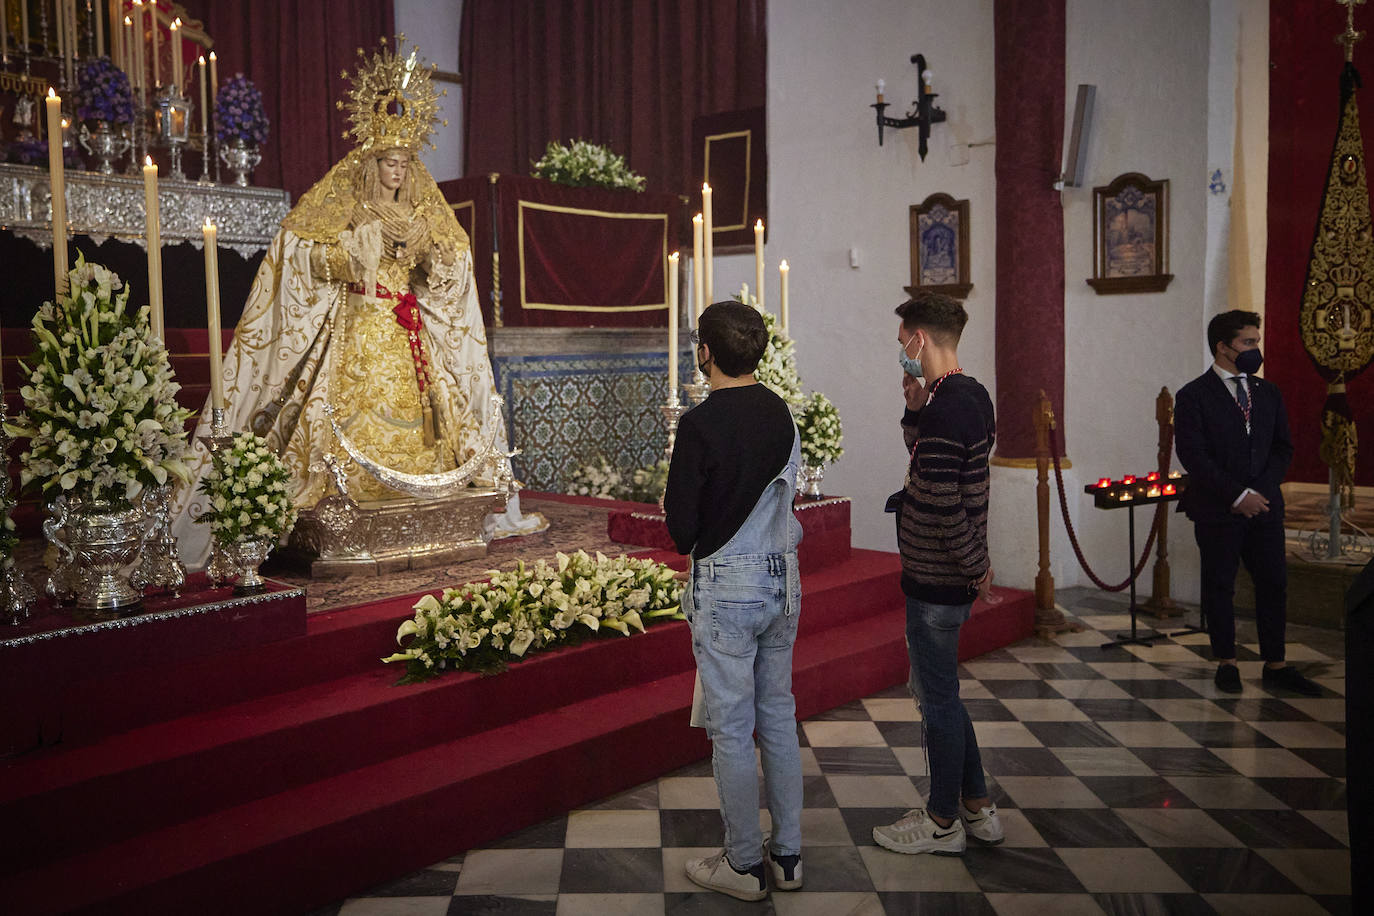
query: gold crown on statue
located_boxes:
[338,35,448,153]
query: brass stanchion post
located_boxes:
[1034,390,1082,637]
[1145,386,1179,615]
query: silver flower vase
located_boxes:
[78,120,131,175]
[797,464,825,500]
[219,138,261,187]
[46,496,146,615]
[233,537,272,594]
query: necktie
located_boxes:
[1233,376,1251,429]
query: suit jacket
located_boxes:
[1173,368,1293,524]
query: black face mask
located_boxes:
[696,345,711,375]
[1234,347,1263,375]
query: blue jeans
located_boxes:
[906,596,988,821]
[689,556,803,867]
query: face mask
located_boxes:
[899,333,924,379]
[1233,347,1263,375]
[697,345,712,375]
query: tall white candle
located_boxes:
[149,0,159,88]
[692,214,704,321]
[143,156,164,338]
[131,2,144,89]
[95,0,104,58]
[20,0,29,62]
[754,219,765,314]
[209,50,218,101]
[667,252,679,393]
[702,183,713,305]
[1,0,8,65]
[122,15,133,80]
[203,218,224,409]
[46,89,69,298]
[169,18,180,88]
[198,55,208,145]
[779,260,790,335]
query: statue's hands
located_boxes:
[403,218,430,253]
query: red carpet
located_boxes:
[0,546,1033,915]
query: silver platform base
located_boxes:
[287,489,506,578]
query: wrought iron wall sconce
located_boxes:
[872,54,946,159]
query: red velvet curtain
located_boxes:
[460,0,767,198]
[196,0,394,201]
[993,0,1066,459]
[1268,2,1374,486]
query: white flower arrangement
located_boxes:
[734,293,845,470]
[531,139,647,192]
[6,254,192,503]
[565,455,669,503]
[195,431,297,543]
[383,549,685,679]
[797,391,844,467]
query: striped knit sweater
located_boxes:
[897,373,995,604]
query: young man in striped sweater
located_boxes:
[874,292,1004,856]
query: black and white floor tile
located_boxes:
[309,588,1351,915]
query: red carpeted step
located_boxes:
[0,547,1033,914]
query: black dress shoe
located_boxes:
[1262,664,1322,697]
[1214,663,1242,693]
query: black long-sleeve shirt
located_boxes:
[897,373,995,604]
[664,384,795,558]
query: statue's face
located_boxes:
[377,150,409,192]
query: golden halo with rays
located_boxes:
[336,34,448,154]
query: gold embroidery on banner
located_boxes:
[516,201,669,313]
[1300,82,1374,499]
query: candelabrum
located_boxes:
[659,388,686,463]
[198,407,237,586]
[130,482,186,597]
[682,370,710,406]
[0,399,36,625]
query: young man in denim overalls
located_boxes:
[664,301,804,901]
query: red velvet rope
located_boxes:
[1049,423,1168,593]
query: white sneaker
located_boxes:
[685,850,767,901]
[959,803,1005,846]
[872,808,967,856]
[763,844,803,891]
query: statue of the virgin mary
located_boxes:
[172,39,544,567]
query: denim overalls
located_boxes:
[683,431,804,867]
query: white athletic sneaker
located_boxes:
[763,843,803,891]
[872,808,967,856]
[684,850,767,901]
[959,802,1005,845]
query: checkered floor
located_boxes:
[308,588,1351,916]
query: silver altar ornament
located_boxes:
[155,85,193,180]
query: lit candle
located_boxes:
[701,183,713,305]
[876,78,885,104]
[667,251,679,393]
[692,213,704,321]
[122,16,133,82]
[754,219,765,314]
[1168,469,1182,479]
[1147,486,1162,498]
[778,259,790,335]
[209,51,218,102]
[198,55,208,144]
[149,0,159,88]
[1096,477,1111,489]
[1163,483,1177,496]
[169,19,180,88]
[1146,471,1160,481]
[1122,475,1136,485]
[46,89,69,298]
[143,156,164,338]
[203,218,224,410]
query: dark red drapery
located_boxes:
[460,0,766,198]
[196,0,394,201]
[993,0,1066,460]
[1268,2,1374,486]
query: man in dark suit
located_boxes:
[1174,310,1320,696]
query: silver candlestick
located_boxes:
[682,370,710,406]
[659,388,686,462]
[130,483,186,597]
[198,406,237,586]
